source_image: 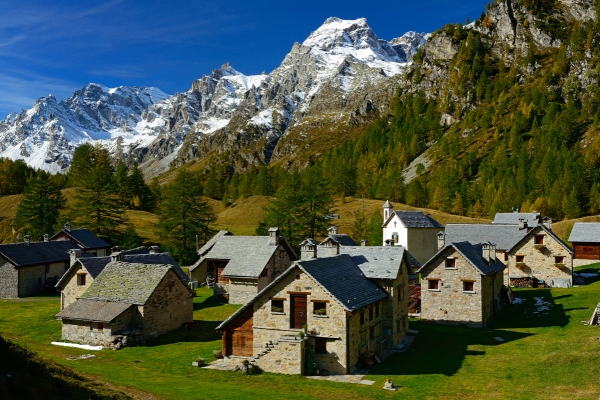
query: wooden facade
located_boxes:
[573,243,600,260]
[223,308,253,357]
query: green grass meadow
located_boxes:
[1,266,600,399]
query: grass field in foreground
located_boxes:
[1,266,600,399]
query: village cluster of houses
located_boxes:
[1,203,600,375]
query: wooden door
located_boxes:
[290,294,307,329]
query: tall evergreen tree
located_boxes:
[155,170,216,264]
[15,173,66,241]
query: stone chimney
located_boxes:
[64,222,71,232]
[148,245,160,254]
[437,231,446,250]
[360,239,368,246]
[384,239,395,247]
[24,235,30,245]
[489,243,496,263]
[328,226,338,236]
[300,239,317,260]
[69,249,82,266]
[518,219,528,230]
[543,216,552,231]
[319,237,339,257]
[268,227,280,246]
[111,251,124,262]
[481,242,491,264]
[382,200,393,221]
[111,246,120,254]
[43,234,49,242]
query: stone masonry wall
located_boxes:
[0,259,18,298]
[253,338,306,375]
[62,307,136,346]
[252,267,349,374]
[61,265,93,309]
[420,248,489,327]
[18,265,45,297]
[142,270,193,340]
[228,278,260,305]
[507,226,573,286]
[46,261,68,281]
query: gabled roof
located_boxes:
[493,212,540,226]
[299,238,319,247]
[197,230,233,256]
[568,222,600,243]
[339,246,412,279]
[383,211,444,229]
[80,261,178,305]
[0,241,76,268]
[51,228,110,250]
[54,299,132,322]
[216,254,388,331]
[204,236,295,278]
[515,225,573,254]
[445,224,529,251]
[328,234,358,246]
[418,241,506,276]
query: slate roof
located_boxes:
[197,230,232,256]
[299,238,319,247]
[204,236,294,278]
[216,254,388,331]
[493,212,541,226]
[339,246,411,280]
[568,222,600,243]
[55,299,132,322]
[329,234,358,246]
[418,241,505,276]
[81,261,175,305]
[385,211,444,229]
[51,228,110,250]
[445,224,529,251]
[121,246,150,255]
[0,241,76,268]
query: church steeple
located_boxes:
[382,200,393,221]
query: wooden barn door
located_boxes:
[224,308,253,357]
[290,294,307,329]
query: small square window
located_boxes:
[375,303,380,318]
[77,274,86,286]
[535,235,544,245]
[369,307,373,321]
[463,281,474,292]
[97,322,104,332]
[516,255,525,263]
[369,325,375,340]
[397,284,405,301]
[445,258,456,269]
[271,299,284,313]
[314,337,327,354]
[392,233,399,243]
[555,256,564,264]
[428,280,439,290]
[360,311,365,325]
[313,301,327,316]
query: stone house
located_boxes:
[568,223,600,267]
[188,228,296,304]
[417,241,505,328]
[54,261,193,347]
[188,230,233,284]
[381,201,444,265]
[50,222,111,256]
[55,247,187,310]
[215,244,413,375]
[445,217,573,287]
[0,238,85,298]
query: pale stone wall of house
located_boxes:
[228,278,260,305]
[18,265,45,297]
[407,228,443,265]
[506,227,573,286]
[61,265,93,309]
[480,274,502,324]
[61,307,136,346]
[420,248,488,327]
[46,261,68,281]
[0,259,18,298]
[252,267,349,374]
[253,338,306,375]
[573,259,600,268]
[189,259,208,284]
[142,270,193,340]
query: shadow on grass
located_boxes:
[371,321,532,377]
[492,288,570,329]
[143,320,222,347]
[193,294,228,312]
[575,265,600,284]
[28,289,60,298]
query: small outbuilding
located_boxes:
[568,222,600,267]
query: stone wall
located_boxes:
[228,278,260,305]
[46,261,68,281]
[420,248,495,327]
[189,259,208,284]
[18,265,45,297]
[573,259,600,268]
[61,264,93,309]
[253,338,305,375]
[0,259,18,298]
[142,269,193,340]
[506,226,573,286]
[61,307,136,346]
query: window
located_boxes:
[77,274,86,286]
[535,235,544,245]
[516,255,525,263]
[392,233,399,243]
[375,303,380,318]
[271,299,284,313]
[369,325,375,340]
[369,307,373,321]
[463,281,475,292]
[555,256,565,264]
[313,301,327,316]
[360,330,368,347]
[97,322,104,332]
[397,284,405,301]
[296,275,300,280]
[445,258,456,269]
[314,337,327,354]
[45,265,50,274]
[428,279,439,290]
[360,311,365,325]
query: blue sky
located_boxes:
[0,0,490,117]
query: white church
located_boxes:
[381,200,444,265]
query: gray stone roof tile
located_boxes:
[0,241,76,267]
[54,299,132,322]
[329,234,358,246]
[445,224,529,251]
[51,228,110,250]
[418,241,505,276]
[568,222,600,243]
[493,212,540,226]
[197,230,232,256]
[339,246,411,279]
[390,211,444,228]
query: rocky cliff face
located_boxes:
[0,17,427,176]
